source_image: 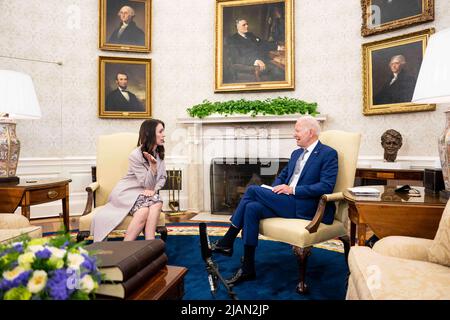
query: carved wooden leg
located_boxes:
[293,246,312,294]
[157,226,168,242]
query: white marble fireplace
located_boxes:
[176,114,327,213]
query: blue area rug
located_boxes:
[165,235,348,300]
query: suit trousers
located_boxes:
[230,185,296,246]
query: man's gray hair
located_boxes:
[118,5,135,17]
[297,115,321,135]
[235,18,247,26]
[390,55,406,65]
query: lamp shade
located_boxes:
[412,28,450,104]
[0,70,41,119]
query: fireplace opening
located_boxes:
[210,157,289,215]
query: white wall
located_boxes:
[1,0,449,216]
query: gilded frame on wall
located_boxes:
[99,0,151,53]
[215,0,294,92]
[362,28,435,116]
[99,56,151,119]
[361,0,434,37]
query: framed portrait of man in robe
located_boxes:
[215,0,294,92]
[99,0,151,53]
[361,0,434,37]
[362,28,435,115]
[99,56,151,119]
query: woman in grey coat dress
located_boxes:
[91,119,167,242]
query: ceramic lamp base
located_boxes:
[0,118,21,179]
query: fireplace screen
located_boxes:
[210,158,289,215]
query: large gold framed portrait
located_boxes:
[99,0,151,53]
[362,28,435,116]
[99,56,151,119]
[215,0,294,92]
[361,0,434,37]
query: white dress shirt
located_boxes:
[289,140,319,195]
[119,88,130,101]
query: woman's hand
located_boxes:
[143,151,157,174]
[142,189,155,197]
[143,151,157,164]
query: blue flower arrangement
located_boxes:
[0,232,101,300]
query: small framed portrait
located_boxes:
[99,0,151,53]
[99,56,151,119]
[362,28,435,116]
[215,0,294,92]
[361,0,434,37]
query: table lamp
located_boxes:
[412,27,450,198]
[0,70,41,184]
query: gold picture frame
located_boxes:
[99,0,151,53]
[361,0,434,37]
[215,0,294,92]
[99,56,151,119]
[362,28,435,116]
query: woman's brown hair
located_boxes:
[138,119,165,160]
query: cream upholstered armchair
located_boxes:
[76,133,167,242]
[0,214,42,243]
[346,199,450,300]
[259,130,361,294]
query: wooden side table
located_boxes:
[355,168,424,186]
[0,178,72,231]
[344,185,446,246]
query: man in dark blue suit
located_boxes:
[212,116,338,285]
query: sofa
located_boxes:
[0,214,42,243]
[346,199,450,300]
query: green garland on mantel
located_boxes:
[187,97,318,119]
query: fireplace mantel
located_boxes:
[177,114,327,125]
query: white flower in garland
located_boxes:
[67,253,85,270]
[3,266,26,281]
[47,247,66,259]
[27,270,48,294]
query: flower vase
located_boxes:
[438,110,450,198]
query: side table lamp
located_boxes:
[412,27,450,198]
[0,70,41,184]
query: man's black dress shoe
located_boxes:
[226,268,256,285]
[211,240,233,257]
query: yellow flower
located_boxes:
[27,270,48,294]
[18,252,35,269]
[28,238,49,246]
[48,257,64,269]
[3,266,26,281]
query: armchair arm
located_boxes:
[305,192,344,234]
[82,182,99,216]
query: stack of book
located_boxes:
[347,187,381,196]
[85,240,167,299]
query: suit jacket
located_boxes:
[226,32,277,66]
[272,141,338,224]
[108,21,145,46]
[105,88,144,112]
[91,147,167,242]
[373,71,416,105]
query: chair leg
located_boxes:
[293,246,312,294]
[339,235,351,263]
[157,226,168,242]
[76,231,90,243]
